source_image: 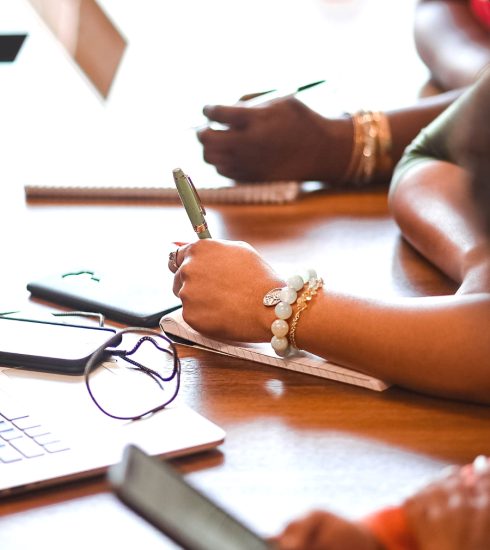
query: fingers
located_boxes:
[274,511,330,550]
[202,104,250,129]
[168,244,191,275]
[196,127,252,181]
[472,455,490,475]
[168,242,198,297]
[168,247,182,274]
[274,511,380,550]
[404,457,490,550]
[169,245,187,297]
[172,267,183,298]
[467,477,490,546]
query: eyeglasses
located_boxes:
[84,327,181,421]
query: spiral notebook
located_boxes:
[24,179,303,205]
[23,124,305,204]
[160,309,390,392]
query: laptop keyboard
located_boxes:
[0,397,70,463]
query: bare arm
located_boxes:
[171,233,490,404]
[330,77,490,402]
[415,0,490,90]
[197,90,461,185]
[173,77,490,405]
[293,169,490,401]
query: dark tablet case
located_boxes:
[27,269,181,327]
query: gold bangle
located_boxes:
[289,277,324,350]
[372,111,393,176]
[343,111,364,184]
[355,110,378,185]
[343,110,393,186]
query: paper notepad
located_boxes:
[160,309,390,392]
[24,180,303,204]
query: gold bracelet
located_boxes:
[343,110,393,186]
[289,277,324,350]
[343,111,364,184]
[355,110,378,185]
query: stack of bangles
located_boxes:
[263,270,323,356]
[343,110,393,186]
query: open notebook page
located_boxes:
[160,309,390,392]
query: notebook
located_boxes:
[160,310,390,392]
[24,179,303,205]
[22,116,305,204]
[21,1,331,205]
[0,365,225,497]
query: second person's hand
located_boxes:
[197,97,352,184]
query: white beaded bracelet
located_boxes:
[263,269,319,356]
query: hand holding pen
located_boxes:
[193,80,325,131]
[196,80,329,183]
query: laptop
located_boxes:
[0,366,225,497]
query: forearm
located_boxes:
[389,159,490,288]
[293,289,490,404]
[414,0,490,90]
[198,89,460,186]
[325,92,460,186]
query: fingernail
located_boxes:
[172,241,188,247]
[473,455,490,474]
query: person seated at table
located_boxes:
[196,0,490,186]
[272,455,490,550]
[415,0,490,91]
[168,67,490,405]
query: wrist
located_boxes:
[318,115,354,185]
[257,278,286,342]
[263,271,323,356]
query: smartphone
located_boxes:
[0,316,117,374]
[109,445,271,550]
[27,269,181,327]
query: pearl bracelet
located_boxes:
[263,270,322,356]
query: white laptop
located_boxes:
[0,366,225,497]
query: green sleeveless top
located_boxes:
[390,69,490,194]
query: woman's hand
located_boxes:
[271,510,382,550]
[404,458,490,550]
[196,97,351,184]
[169,239,284,342]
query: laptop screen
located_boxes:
[28,0,126,98]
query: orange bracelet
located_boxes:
[362,506,418,550]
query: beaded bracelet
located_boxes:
[263,270,323,356]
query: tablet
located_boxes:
[0,316,117,374]
[27,269,181,327]
[109,445,271,550]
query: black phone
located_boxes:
[27,269,181,327]
[0,316,117,374]
[109,445,271,550]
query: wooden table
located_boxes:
[1,1,489,548]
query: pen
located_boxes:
[192,80,326,129]
[172,168,211,239]
[237,79,326,107]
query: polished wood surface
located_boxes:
[1,1,489,548]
